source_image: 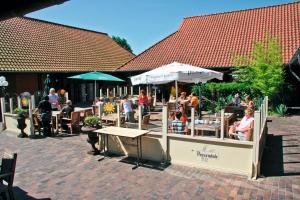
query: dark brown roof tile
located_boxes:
[0,17,134,72]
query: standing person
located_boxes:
[121,95,135,123]
[37,96,52,137]
[48,88,59,111]
[138,89,148,116]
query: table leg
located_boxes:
[132,136,140,169]
[140,136,143,163]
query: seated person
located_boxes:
[232,93,241,107]
[60,100,74,118]
[59,100,74,132]
[190,92,199,109]
[171,111,188,134]
[179,105,188,124]
[241,95,254,110]
[94,97,100,106]
[228,108,254,141]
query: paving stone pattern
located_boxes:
[0,116,299,200]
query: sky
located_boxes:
[27,0,295,55]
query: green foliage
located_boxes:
[112,36,133,53]
[84,116,101,127]
[192,82,256,100]
[275,104,288,117]
[232,36,284,103]
[13,108,27,117]
[192,82,263,111]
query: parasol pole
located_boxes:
[198,82,202,119]
[94,80,97,101]
[175,80,178,110]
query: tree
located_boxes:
[112,36,133,53]
[232,36,284,103]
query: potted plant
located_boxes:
[81,116,102,155]
[13,108,28,138]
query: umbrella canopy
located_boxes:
[68,71,124,82]
[130,62,223,115]
[68,71,124,100]
[130,62,223,85]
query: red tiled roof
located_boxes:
[118,2,300,71]
[0,17,134,72]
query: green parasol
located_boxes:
[68,71,124,100]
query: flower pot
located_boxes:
[81,125,102,155]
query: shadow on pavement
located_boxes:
[13,186,51,200]
[120,157,170,171]
[261,133,300,177]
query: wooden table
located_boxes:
[52,111,61,133]
[188,124,221,137]
[201,113,235,136]
[94,127,149,169]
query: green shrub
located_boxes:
[192,82,261,111]
[275,104,287,117]
[84,116,101,127]
[13,108,28,117]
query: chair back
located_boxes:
[167,102,176,112]
[142,114,150,125]
[32,113,41,127]
[84,109,93,118]
[1,152,17,187]
[70,112,81,126]
[92,105,99,116]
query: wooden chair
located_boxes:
[65,111,81,134]
[0,152,17,200]
[32,113,42,135]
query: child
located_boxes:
[171,111,187,134]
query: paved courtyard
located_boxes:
[0,115,299,200]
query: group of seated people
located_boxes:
[168,92,255,141]
[169,92,199,109]
[34,88,75,137]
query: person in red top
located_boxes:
[179,105,188,123]
[138,89,149,116]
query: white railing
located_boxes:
[252,96,268,179]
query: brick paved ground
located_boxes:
[0,115,299,200]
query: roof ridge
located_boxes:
[115,31,178,71]
[22,16,108,36]
[184,1,300,20]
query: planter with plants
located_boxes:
[81,116,102,155]
[13,108,28,138]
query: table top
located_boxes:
[52,111,61,116]
[202,112,234,119]
[94,127,149,138]
[74,107,93,112]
